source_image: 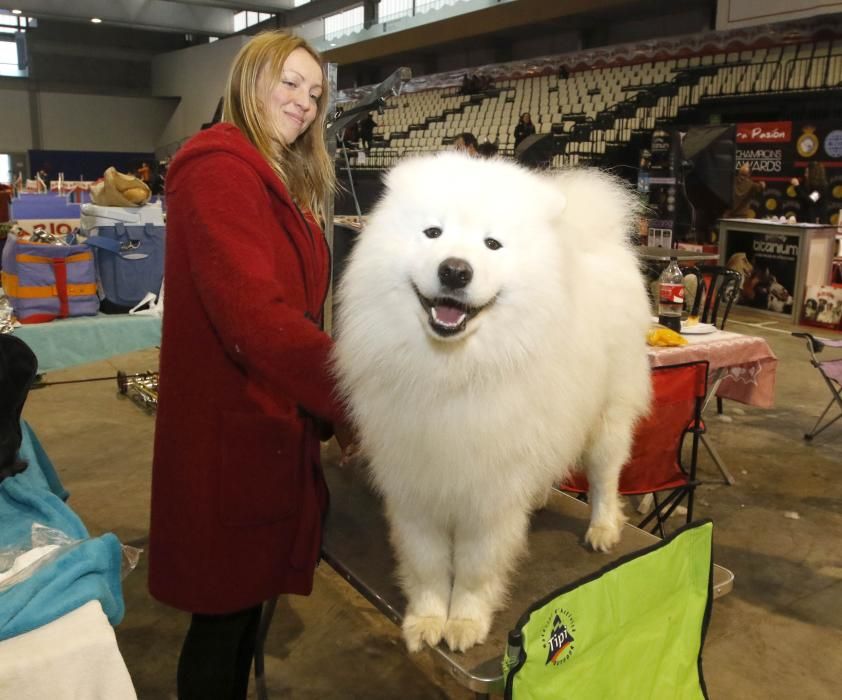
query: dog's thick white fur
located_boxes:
[333,153,652,654]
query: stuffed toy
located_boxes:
[90,167,151,207]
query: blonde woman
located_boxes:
[148,31,352,699]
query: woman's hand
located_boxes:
[334,422,361,467]
[338,441,362,467]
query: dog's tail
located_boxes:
[549,168,639,249]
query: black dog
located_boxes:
[0,335,38,483]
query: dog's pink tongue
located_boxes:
[434,305,465,325]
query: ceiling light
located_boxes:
[91,17,102,24]
[11,9,22,15]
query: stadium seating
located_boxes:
[337,33,842,170]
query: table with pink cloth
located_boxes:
[648,330,778,408]
[648,329,777,484]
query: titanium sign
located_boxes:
[724,229,799,316]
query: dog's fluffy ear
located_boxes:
[548,168,638,245]
[382,156,414,195]
[538,176,566,214]
[381,152,451,198]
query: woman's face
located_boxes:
[266,47,323,145]
[522,113,531,124]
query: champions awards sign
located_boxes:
[735,120,842,225]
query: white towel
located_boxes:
[128,280,164,317]
[0,600,137,699]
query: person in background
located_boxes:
[150,160,167,195]
[453,132,479,156]
[461,73,479,95]
[514,112,536,148]
[793,161,829,224]
[137,161,151,185]
[723,163,765,219]
[477,141,499,158]
[340,121,359,150]
[359,111,376,153]
[35,168,49,193]
[148,30,353,700]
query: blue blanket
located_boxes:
[0,423,124,640]
[18,421,69,501]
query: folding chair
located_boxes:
[684,265,741,328]
[687,265,741,417]
[503,520,713,700]
[560,361,708,538]
[792,332,842,441]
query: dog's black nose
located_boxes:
[438,257,473,289]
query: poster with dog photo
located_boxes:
[724,229,798,315]
[801,285,842,329]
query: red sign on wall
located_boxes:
[736,121,792,143]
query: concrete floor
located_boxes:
[19,306,842,699]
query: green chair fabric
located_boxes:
[503,520,713,700]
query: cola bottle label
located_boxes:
[659,283,685,304]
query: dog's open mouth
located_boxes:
[413,284,493,337]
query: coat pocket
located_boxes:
[217,410,303,527]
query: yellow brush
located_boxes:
[647,325,688,347]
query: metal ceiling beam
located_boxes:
[157,0,293,11]
[6,0,238,35]
[285,0,364,26]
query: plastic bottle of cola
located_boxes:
[657,257,684,333]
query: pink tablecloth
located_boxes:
[648,330,778,408]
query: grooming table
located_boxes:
[321,457,734,699]
[11,313,161,373]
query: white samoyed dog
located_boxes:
[333,153,652,654]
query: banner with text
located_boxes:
[735,120,842,225]
[724,228,799,316]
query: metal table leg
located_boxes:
[700,433,736,485]
[699,368,737,486]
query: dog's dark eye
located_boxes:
[485,237,502,250]
[423,227,442,239]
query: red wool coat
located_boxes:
[148,124,344,614]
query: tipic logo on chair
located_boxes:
[541,607,576,666]
[503,520,714,700]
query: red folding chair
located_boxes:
[560,361,709,538]
[793,332,842,441]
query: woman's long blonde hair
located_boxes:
[223,31,334,221]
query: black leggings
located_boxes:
[177,604,262,700]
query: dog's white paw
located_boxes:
[585,512,626,552]
[402,614,446,652]
[443,617,490,652]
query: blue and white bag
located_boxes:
[81,203,165,311]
